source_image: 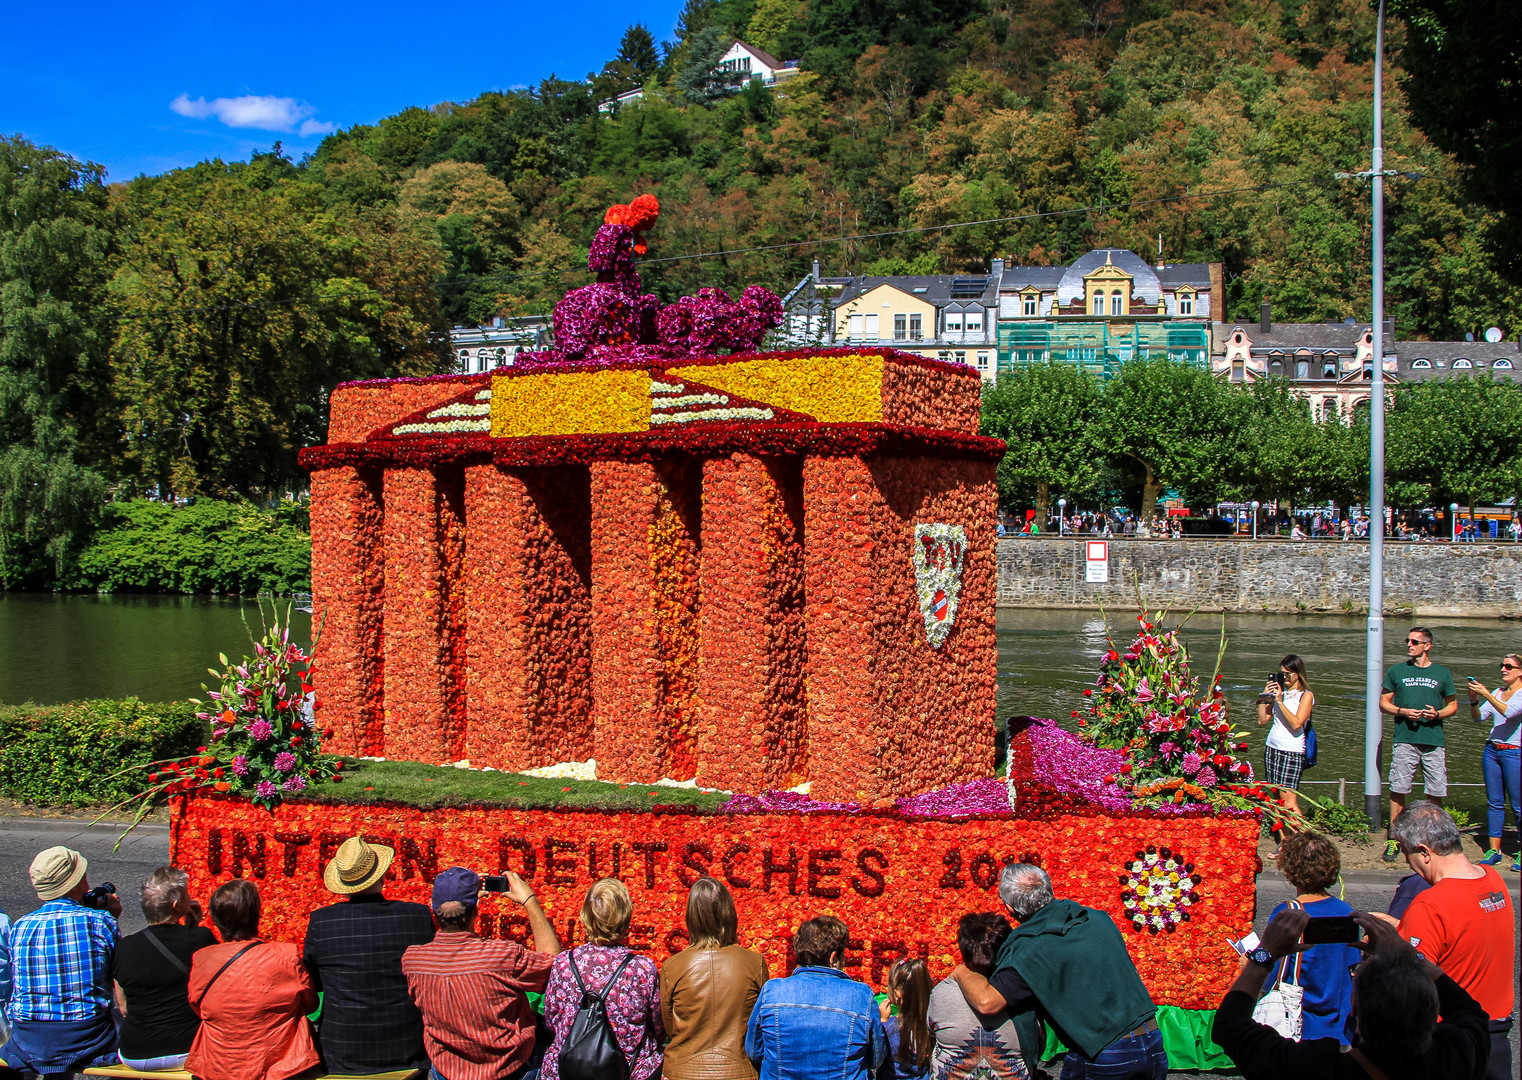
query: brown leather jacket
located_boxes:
[660,944,769,1080]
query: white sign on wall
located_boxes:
[1086,540,1109,583]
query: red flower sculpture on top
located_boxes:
[525,194,784,367]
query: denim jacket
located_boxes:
[745,966,889,1080]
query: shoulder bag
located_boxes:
[195,940,266,1010]
[558,948,636,1080]
[140,927,190,975]
[1302,717,1318,769]
[1250,902,1304,1040]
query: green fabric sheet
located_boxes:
[1039,1005,1232,1071]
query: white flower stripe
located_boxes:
[426,402,492,418]
[474,389,493,401]
[391,418,491,435]
[649,407,775,425]
[653,393,729,407]
[649,380,686,393]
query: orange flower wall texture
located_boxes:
[170,797,1257,1010]
[304,347,1002,795]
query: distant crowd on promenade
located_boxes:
[996,509,1522,542]
[0,799,1512,1080]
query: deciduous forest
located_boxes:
[2,0,1520,587]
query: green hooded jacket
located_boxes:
[993,898,1156,1060]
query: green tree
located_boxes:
[676,26,742,103]
[747,0,802,56]
[1221,377,1320,506]
[1387,376,1522,515]
[980,362,1101,517]
[1093,359,1231,522]
[0,137,111,587]
[109,160,450,499]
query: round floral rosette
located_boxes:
[1120,844,1203,934]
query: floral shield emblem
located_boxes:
[913,523,967,649]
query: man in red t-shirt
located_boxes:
[403,867,563,1080]
[1393,803,1515,1080]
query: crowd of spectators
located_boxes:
[0,809,1510,1080]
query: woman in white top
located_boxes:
[1466,653,1522,870]
[1258,654,1315,858]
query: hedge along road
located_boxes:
[0,814,1512,1080]
[0,595,1514,817]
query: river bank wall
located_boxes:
[996,538,1522,617]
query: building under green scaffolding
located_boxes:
[997,320,1212,377]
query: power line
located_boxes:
[0,172,1395,336]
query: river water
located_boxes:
[1,595,1513,812]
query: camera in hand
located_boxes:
[81,881,117,910]
[482,875,512,893]
[1301,915,1360,945]
[1268,672,1286,688]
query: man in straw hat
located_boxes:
[402,865,561,1080]
[304,835,437,1076]
[1,846,121,1074]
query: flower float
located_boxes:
[297,195,1002,805]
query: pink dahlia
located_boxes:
[1181,752,1203,776]
[273,751,297,773]
[255,779,278,799]
[248,718,274,741]
[231,755,250,777]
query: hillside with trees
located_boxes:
[3,0,1521,587]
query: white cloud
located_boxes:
[170,93,333,136]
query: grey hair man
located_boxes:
[1392,803,1515,1080]
[950,863,1166,1080]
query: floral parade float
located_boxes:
[161,197,1262,1069]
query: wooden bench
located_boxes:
[84,1067,421,1080]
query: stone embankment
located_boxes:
[996,537,1522,617]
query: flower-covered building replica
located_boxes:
[166,198,1259,1068]
[298,196,1002,805]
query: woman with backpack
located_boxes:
[541,878,663,1080]
[660,877,769,1080]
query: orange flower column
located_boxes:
[464,463,594,770]
[383,467,467,764]
[309,466,385,756]
[696,454,809,791]
[589,460,701,781]
[802,456,884,804]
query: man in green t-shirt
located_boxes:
[1378,625,1458,861]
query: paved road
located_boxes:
[0,817,171,935]
[0,819,1514,1078]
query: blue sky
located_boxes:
[5,1,684,182]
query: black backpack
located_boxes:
[558,949,636,1080]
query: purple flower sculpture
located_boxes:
[1180,752,1203,776]
[273,751,297,773]
[282,774,308,794]
[255,779,278,800]
[231,755,250,778]
[1194,765,1218,788]
[248,718,274,742]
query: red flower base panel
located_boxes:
[170,797,1258,1010]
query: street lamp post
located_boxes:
[1252,501,1260,541]
[1058,498,1067,537]
[1450,503,1459,543]
[1362,0,1388,833]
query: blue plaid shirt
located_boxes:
[5,899,117,1021]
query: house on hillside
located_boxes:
[1212,307,1393,423]
[1394,339,1520,384]
[598,41,800,111]
[995,248,1220,376]
[771,265,1001,379]
[713,41,801,88]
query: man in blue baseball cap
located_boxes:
[402,867,561,1080]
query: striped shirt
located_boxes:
[6,899,118,1021]
[401,932,553,1080]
